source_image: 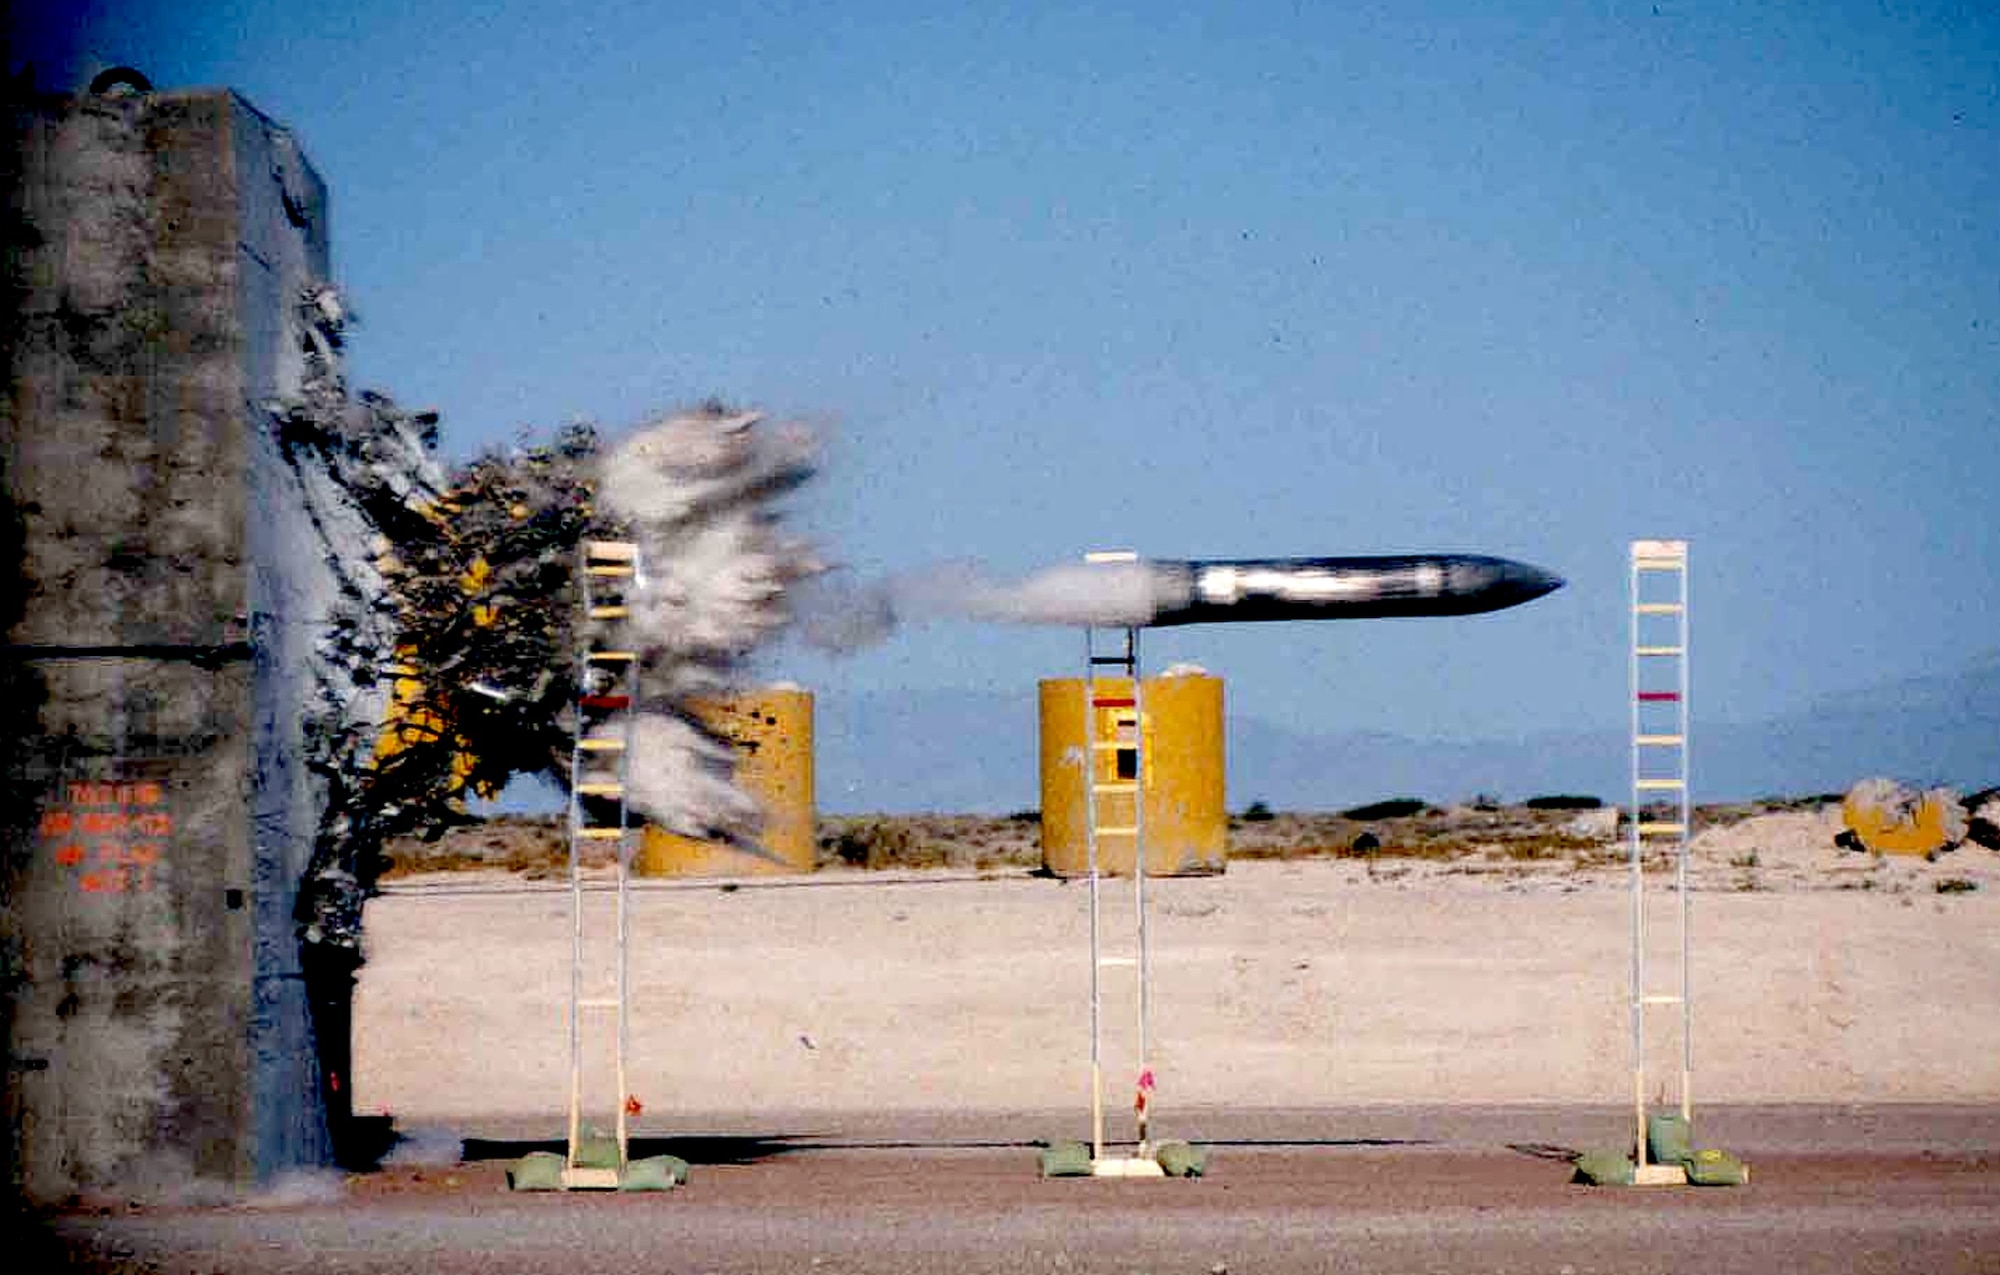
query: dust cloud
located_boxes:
[592,408,819,839]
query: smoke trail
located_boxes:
[593,406,820,839]
[797,557,1168,653]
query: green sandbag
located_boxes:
[1571,1148,1636,1186]
[1038,1140,1093,1178]
[1685,1147,1750,1186]
[620,1154,690,1191]
[1646,1112,1694,1167]
[1153,1140,1208,1178]
[508,1150,566,1191]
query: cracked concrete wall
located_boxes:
[3,84,380,1203]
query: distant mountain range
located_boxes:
[814,656,2000,814]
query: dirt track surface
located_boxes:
[46,1106,2000,1274]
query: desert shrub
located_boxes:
[1936,877,1979,894]
[1524,794,1603,810]
[821,818,920,869]
[1499,838,1567,861]
[1240,800,1276,822]
[1341,798,1427,821]
[1005,809,1041,823]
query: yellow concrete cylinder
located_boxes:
[1039,672,1226,877]
[636,688,816,877]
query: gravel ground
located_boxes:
[42,1105,2000,1274]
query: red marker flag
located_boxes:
[1134,1068,1156,1114]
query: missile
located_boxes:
[803,553,1563,645]
[1144,554,1564,626]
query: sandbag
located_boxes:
[620,1154,690,1191]
[1646,1112,1693,1167]
[1685,1147,1750,1186]
[1571,1148,1635,1186]
[1153,1140,1208,1178]
[508,1150,566,1191]
[1038,1140,1093,1178]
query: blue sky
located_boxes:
[16,3,1999,785]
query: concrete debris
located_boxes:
[1838,777,1968,857]
[261,277,493,962]
[270,390,823,948]
[356,423,601,838]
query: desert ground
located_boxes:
[353,800,2000,1123]
[48,1110,2000,1275]
[46,800,2000,1272]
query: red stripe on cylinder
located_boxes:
[1092,697,1137,708]
[581,694,631,710]
[1636,691,1680,702]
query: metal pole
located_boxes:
[1085,626,1104,1162]
[567,569,588,1170]
[1629,549,1647,1167]
[1678,547,1693,1125]
[614,645,635,1168]
[1131,625,1151,1151]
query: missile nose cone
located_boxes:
[1514,562,1565,601]
[1447,555,1563,614]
